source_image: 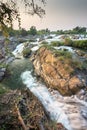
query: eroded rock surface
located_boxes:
[31,47,87,95]
[0,89,67,130]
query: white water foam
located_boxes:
[12,43,24,58]
[53,46,75,53]
[45,35,62,43]
[21,71,72,130]
[21,71,87,130]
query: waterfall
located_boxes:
[21,71,72,130]
[21,71,87,130]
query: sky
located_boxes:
[13,0,87,31]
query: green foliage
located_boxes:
[0,63,8,68]
[41,41,48,45]
[56,26,87,34]
[64,38,73,46]
[50,41,63,47]
[41,44,54,51]
[37,28,50,35]
[20,28,28,36]
[0,0,46,36]
[0,1,20,37]
[29,39,37,42]
[53,50,72,59]
[72,40,87,49]
[62,39,87,49]
[69,60,86,70]
[7,27,20,36]
[0,84,9,95]
[18,38,27,43]
[22,48,31,58]
[29,26,37,35]
[73,26,86,34]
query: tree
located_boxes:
[45,28,50,33]
[0,0,46,36]
[73,26,86,34]
[29,26,37,35]
[20,28,28,36]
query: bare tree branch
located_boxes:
[0,0,46,35]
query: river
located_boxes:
[1,36,87,130]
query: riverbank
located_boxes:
[0,88,67,130]
[0,34,87,130]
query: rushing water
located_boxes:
[1,36,87,130]
[1,59,33,89]
[21,71,72,130]
[21,71,87,130]
[12,43,24,58]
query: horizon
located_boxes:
[13,0,87,31]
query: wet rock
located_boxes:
[5,57,15,64]
[81,109,87,119]
[0,89,67,130]
[0,68,6,72]
[31,47,87,95]
[0,68,6,81]
[75,50,85,56]
[0,72,5,77]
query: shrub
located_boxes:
[22,48,31,58]
[50,41,63,47]
[73,40,87,49]
[18,38,27,43]
[29,26,37,35]
[53,50,72,59]
[24,42,29,48]
[40,44,54,51]
[29,39,37,42]
[41,41,48,45]
[47,36,53,39]
[0,85,9,94]
[64,38,73,46]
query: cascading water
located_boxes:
[21,71,87,130]
[8,35,87,130]
[12,43,24,58]
[21,71,72,130]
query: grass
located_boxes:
[0,84,9,95]
[53,49,72,59]
[29,39,37,42]
[40,41,87,72]
[22,48,32,58]
[63,38,87,49]
[72,40,87,49]
[40,44,54,51]
[41,41,48,45]
[0,63,8,68]
[50,41,63,47]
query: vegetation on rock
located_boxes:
[50,41,63,47]
[63,38,87,49]
[0,89,67,130]
[32,46,87,95]
[22,48,32,58]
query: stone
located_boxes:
[0,68,6,72]
[32,47,87,95]
[0,72,5,81]
[0,72,5,77]
[0,89,67,130]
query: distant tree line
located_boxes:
[0,26,50,36]
[0,26,86,37]
[55,26,87,35]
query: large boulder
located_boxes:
[31,47,87,95]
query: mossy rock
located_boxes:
[22,48,32,58]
